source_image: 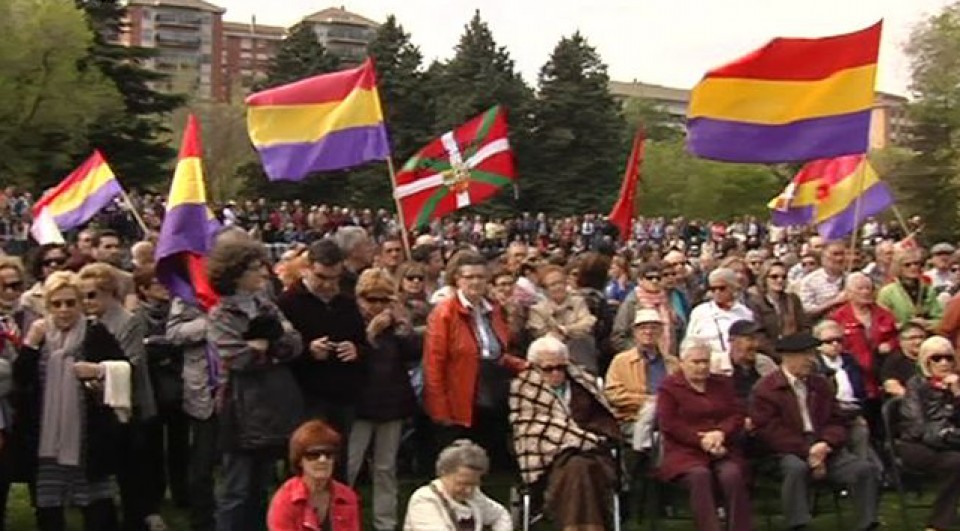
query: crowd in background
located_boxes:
[3,183,960,531]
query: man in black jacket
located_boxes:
[277,239,367,481]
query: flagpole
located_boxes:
[118,187,150,238]
[846,157,868,271]
[386,157,412,260]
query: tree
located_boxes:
[529,32,625,214]
[622,98,684,142]
[256,21,340,90]
[0,0,121,187]
[895,2,960,241]
[77,0,184,190]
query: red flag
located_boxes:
[608,129,645,242]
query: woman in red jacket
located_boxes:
[268,420,361,531]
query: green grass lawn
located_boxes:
[3,474,934,530]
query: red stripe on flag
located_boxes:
[245,59,378,106]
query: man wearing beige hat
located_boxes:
[604,308,679,450]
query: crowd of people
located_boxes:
[2,186,960,531]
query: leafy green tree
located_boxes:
[256,21,340,90]
[529,32,624,214]
[0,0,121,187]
[894,2,960,241]
[77,0,184,189]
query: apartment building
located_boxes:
[301,6,379,68]
[221,18,286,102]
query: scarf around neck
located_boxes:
[38,317,87,466]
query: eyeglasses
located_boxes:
[49,299,78,309]
[930,354,955,364]
[83,291,98,301]
[1,280,23,291]
[820,337,844,345]
[801,261,816,267]
[539,363,568,373]
[644,275,661,282]
[708,285,728,292]
[903,261,921,267]
[767,274,785,280]
[302,447,337,461]
[405,275,424,282]
[42,258,65,268]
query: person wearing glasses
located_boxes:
[898,336,960,531]
[347,269,419,531]
[747,260,809,356]
[527,264,598,373]
[403,439,510,530]
[268,419,360,531]
[14,271,130,531]
[20,243,68,328]
[612,263,678,356]
[656,338,753,531]
[509,336,621,530]
[787,253,818,294]
[878,247,944,330]
[684,268,755,375]
[395,261,431,333]
[880,322,927,397]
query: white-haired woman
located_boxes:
[656,339,752,531]
[403,440,510,530]
[899,336,960,531]
[684,268,755,375]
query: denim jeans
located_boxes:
[188,416,219,531]
[215,450,276,531]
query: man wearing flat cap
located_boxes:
[727,320,777,401]
[750,333,880,531]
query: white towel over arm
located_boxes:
[101,361,132,423]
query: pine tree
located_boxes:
[256,22,340,90]
[76,0,184,189]
[428,11,534,215]
[530,32,625,214]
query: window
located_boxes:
[240,38,252,49]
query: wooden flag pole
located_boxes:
[118,186,150,238]
[845,158,869,272]
[386,157,413,260]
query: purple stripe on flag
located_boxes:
[255,124,390,181]
[52,179,122,230]
[155,203,212,260]
[771,205,815,227]
[686,110,871,163]
[156,255,198,305]
[818,182,894,240]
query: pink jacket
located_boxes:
[267,477,361,531]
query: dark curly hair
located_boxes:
[207,238,267,296]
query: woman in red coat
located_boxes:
[656,338,753,531]
[268,420,361,531]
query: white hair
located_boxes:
[679,337,712,361]
[334,226,368,254]
[813,319,843,339]
[527,335,569,363]
[708,267,739,289]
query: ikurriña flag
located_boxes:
[393,106,515,229]
[246,58,391,181]
[155,114,220,311]
[687,22,881,163]
[768,153,893,240]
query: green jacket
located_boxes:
[877,280,943,329]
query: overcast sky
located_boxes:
[219,0,952,95]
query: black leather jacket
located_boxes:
[900,374,960,449]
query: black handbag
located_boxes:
[223,364,305,451]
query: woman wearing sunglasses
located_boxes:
[346,269,419,531]
[20,244,68,329]
[747,260,809,356]
[899,336,960,531]
[878,247,944,330]
[269,419,360,531]
[13,271,129,531]
[395,261,431,333]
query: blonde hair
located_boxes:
[0,256,24,278]
[42,271,82,310]
[356,268,396,299]
[77,262,121,298]
[918,336,955,377]
[889,247,923,279]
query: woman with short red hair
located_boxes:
[268,419,361,531]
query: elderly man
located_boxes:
[727,320,778,400]
[684,267,755,375]
[334,225,375,297]
[799,240,848,320]
[751,333,881,531]
[927,242,957,303]
[861,240,894,288]
[605,309,679,450]
[511,336,621,530]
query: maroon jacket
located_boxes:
[656,373,746,481]
[750,370,847,457]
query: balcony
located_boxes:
[321,25,372,44]
[155,13,203,28]
[156,33,202,48]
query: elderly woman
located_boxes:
[527,265,598,373]
[656,339,752,531]
[612,263,677,356]
[684,268,755,375]
[396,261,431,329]
[424,251,526,466]
[347,269,419,531]
[404,440,511,530]
[880,322,927,397]
[510,336,621,530]
[207,238,304,531]
[78,262,159,531]
[269,419,360,531]
[830,272,898,428]
[899,336,960,531]
[878,247,944,330]
[14,271,128,530]
[747,260,809,355]
[20,244,69,327]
